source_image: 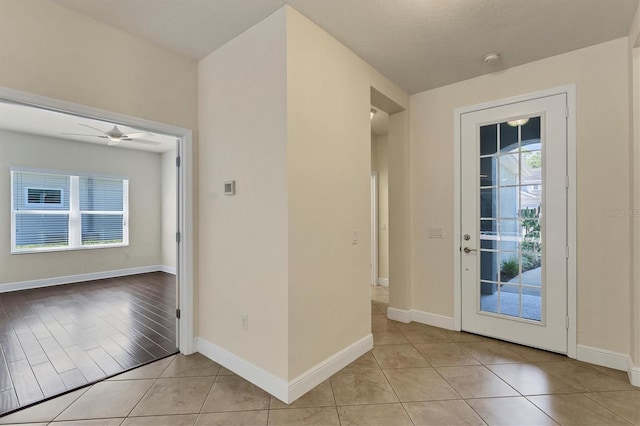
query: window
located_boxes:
[11,169,129,253]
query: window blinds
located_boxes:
[11,169,129,253]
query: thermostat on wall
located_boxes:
[224,180,236,196]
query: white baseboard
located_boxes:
[289,334,372,402]
[576,344,629,371]
[376,278,389,287]
[412,309,456,330]
[160,265,177,275]
[195,337,289,402]
[196,334,373,404]
[0,265,166,293]
[628,358,640,387]
[387,307,411,323]
[386,307,455,330]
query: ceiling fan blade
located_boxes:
[124,132,153,139]
[78,123,108,135]
[128,139,161,146]
[61,133,108,138]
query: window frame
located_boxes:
[11,168,129,254]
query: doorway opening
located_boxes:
[370,106,389,311]
[0,88,194,414]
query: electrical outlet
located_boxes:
[241,314,248,331]
[352,230,358,245]
[124,251,130,258]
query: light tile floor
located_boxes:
[1,286,638,425]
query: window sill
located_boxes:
[11,243,129,255]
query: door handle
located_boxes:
[463,247,477,254]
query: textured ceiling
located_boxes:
[53,0,639,94]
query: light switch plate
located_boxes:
[429,227,444,238]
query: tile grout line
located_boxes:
[195,364,219,418]
[120,355,175,421]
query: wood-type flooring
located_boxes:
[0,272,177,415]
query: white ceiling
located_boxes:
[0,102,177,153]
[52,0,638,94]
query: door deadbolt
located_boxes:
[463,234,471,241]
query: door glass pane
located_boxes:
[480,219,498,239]
[499,187,520,219]
[480,188,497,218]
[479,116,543,322]
[480,124,498,156]
[481,250,499,282]
[498,285,521,318]
[499,253,520,283]
[499,154,519,186]
[522,287,542,321]
[500,122,518,151]
[481,239,497,250]
[480,281,498,313]
[480,219,497,236]
[480,157,498,187]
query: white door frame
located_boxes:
[371,172,379,286]
[453,85,577,359]
[0,86,195,354]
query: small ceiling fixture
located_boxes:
[61,124,160,146]
[483,52,500,64]
[507,118,530,127]
[370,108,377,120]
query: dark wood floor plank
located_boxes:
[110,333,156,364]
[63,345,107,383]
[86,347,122,376]
[0,272,176,415]
[59,369,88,390]
[0,389,19,413]
[0,331,26,363]
[7,359,44,406]
[41,321,76,349]
[31,362,66,398]
[38,337,76,374]
[26,317,53,340]
[0,347,14,392]
[15,331,49,367]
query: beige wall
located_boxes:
[198,8,289,379]
[0,130,162,286]
[410,38,631,354]
[286,7,409,378]
[161,149,177,269]
[0,0,197,131]
[388,110,412,310]
[375,134,389,280]
[371,134,378,171]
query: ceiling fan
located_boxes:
[62,124,160,146]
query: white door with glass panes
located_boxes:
[460,94,568,353]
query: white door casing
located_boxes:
[371,172,378,286]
